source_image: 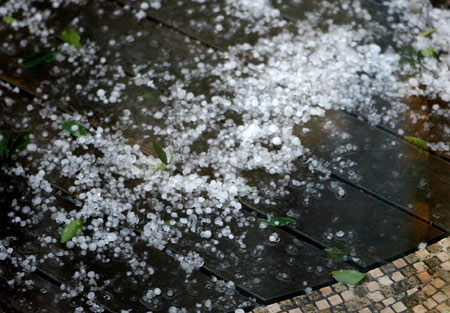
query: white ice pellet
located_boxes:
[107,233,117,242]
[96,89,106,97]
[283,106,294,117]
[418,242,427,250]
[201,230,212,238]
[272,137,282,146]
[27,143,37,152]
[268,233,280,243]
[88,243,97,251]
[150,0,161,10]
[136,11,146,20]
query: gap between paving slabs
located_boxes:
[115,0,271,52]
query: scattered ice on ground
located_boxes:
[0,0,449,311]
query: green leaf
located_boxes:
[324,247,345,261]
[165,220,172,226]
[331,270,366,285]
[155,163,167,171]
[22,52,59,68]
[419,28,437,37]
[404,136,428,150]
[62,121,88,137]
[152,140,168,165]
[0,131,9,158]
[61,218,83,243]
[399,45,422,75]
[61,28,82,50]
[9,131,32,155]
[334,241,347,250]
[3,16,18,25]
[263,217,295,227]
[419,48,437,58]
[141,93,154,99]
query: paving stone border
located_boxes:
[252,236,450,313]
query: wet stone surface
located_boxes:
[0,173,252,313]
[298,110,450,231]
[1,0,449,312]
[243,168,443,268]
[170,209,355,301]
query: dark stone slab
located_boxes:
[119,0,286,51]
[0,85,342,304]
[242,166,442,268]
[297,110,450,231]
[169,208,355,302]
[0,87,252,312]
[268,0,450,160]
[0,0,205,112]
[0,173,251,313]
[0,264,87,313]
[1,85,350,306]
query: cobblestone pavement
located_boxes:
[252,236,450,313]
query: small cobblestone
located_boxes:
[392,301,407,312]
[253,237,450,313]
[393,259,407,269]
[368,268,384,279]
[328,294,342,306]
[391,271,405,282]
[320,287,332,297]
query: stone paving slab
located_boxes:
[252,236,450,313]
